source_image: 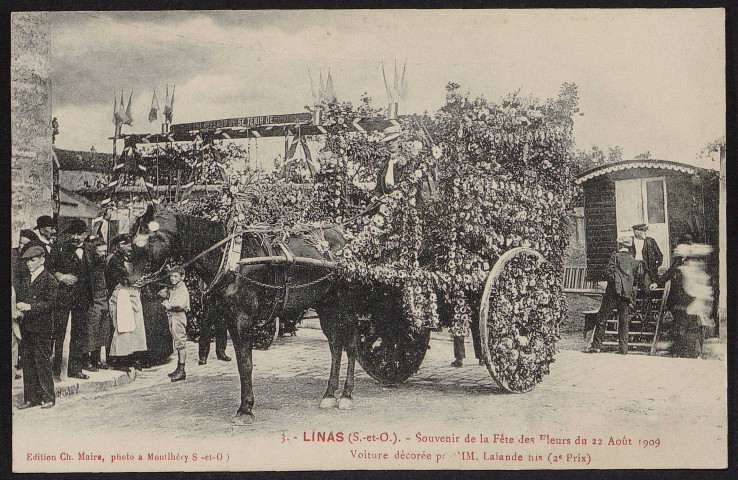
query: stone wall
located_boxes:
[11,12,53,246]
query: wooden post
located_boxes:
[718,144,726,342]
[112,123,119,166]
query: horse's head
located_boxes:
[129,204,179,274]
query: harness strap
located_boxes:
[203,228,237,296]
[262,235,282,330]
[277,241,296,314]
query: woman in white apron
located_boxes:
[105,235,147,370]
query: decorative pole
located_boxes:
[718,143,726,342]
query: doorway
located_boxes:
[615,177,670,269]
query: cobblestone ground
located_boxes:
[13,318,727,470]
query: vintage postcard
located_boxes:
[11,8,727,472]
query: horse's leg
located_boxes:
[338,323,358,410]
[319,317,341,409]
[230,314,255,420]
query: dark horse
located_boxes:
[130,204,367,419]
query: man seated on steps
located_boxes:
[585,236,640,355]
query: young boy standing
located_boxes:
[159,266,190,382]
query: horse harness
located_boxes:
[206,228,334,328]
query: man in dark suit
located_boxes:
[630,223,663,289]
[49,219,92,380]
[15,246,58,409]
[12,230,35,379]
[24,215,57,257]
[375,125,408,196]
[585,236,641,354]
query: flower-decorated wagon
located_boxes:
[128,84,579,417]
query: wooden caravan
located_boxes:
[576,159,718,283]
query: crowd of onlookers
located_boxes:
[11,215,211,410]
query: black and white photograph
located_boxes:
[10,8,727,471]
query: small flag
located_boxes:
[115,92,126,126]
[113,95,121,125]
[163,85,175,123]
[163,85,171,123]
[382,62,394,104]
[300,136,317,176]
[318,71,326,103]
[285,136,299,159]
[398,59,408,100]
[169,85,175,121]
[308,70,319,104]
[324,70,337,103]
[122,92,133,126]
[148,90,160,123]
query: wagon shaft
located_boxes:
[238,255,336,270]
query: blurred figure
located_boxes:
[651,236,714,358]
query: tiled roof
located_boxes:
[54,148,112,173]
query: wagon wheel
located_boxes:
[479,247,561,393]
[356,297,431,385]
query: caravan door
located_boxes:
[615,177,670,269]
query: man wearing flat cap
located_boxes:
[49,219,92,380]
[585,236,641,354]
[15,246,58,409]
[630,223,663,289]
[12,229,37,379]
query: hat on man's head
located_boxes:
[22,246,46,259]
[36,215,55,229]
[617,236,634,247]
[631,223,648,231]
[65,219,88,235]
[168,265,185,275]
[380,125,402,143]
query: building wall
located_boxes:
[11,12,53,246]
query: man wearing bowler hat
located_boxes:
[630,223,663,289]
[15,246,58,409]
[50,219,92,380]
[25,215,57,256]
